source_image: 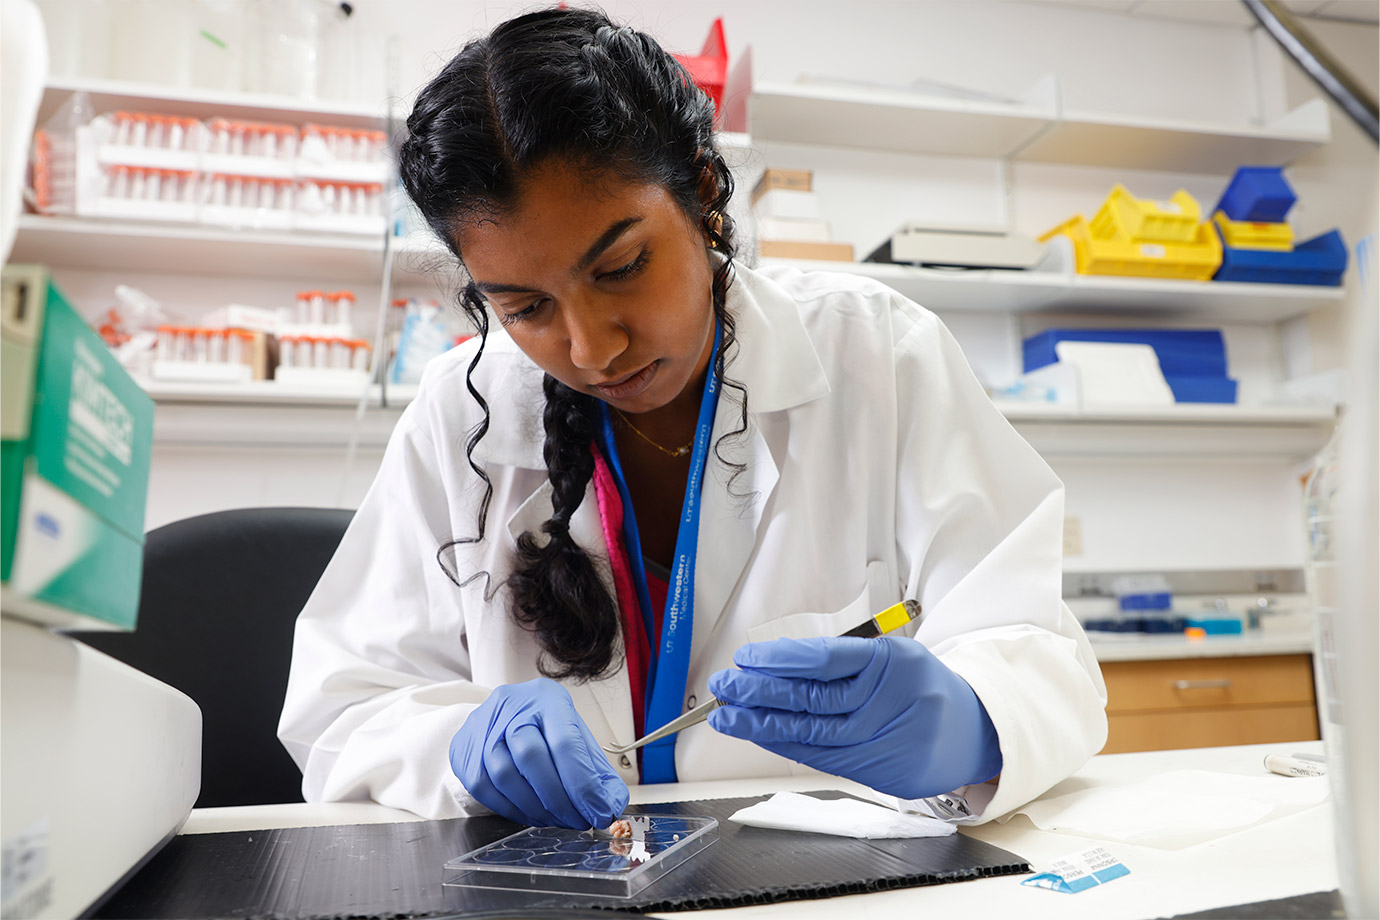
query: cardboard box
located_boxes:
[753,188,821,221]
[1,265,154,630]
[751,168,812,203]
[757,217,832,243]
[759,240,855,262]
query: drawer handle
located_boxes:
[1174,679,1232,690]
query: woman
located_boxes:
[278,7,1107,831]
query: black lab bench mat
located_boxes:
[93,793,1030,918]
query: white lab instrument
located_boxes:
[1,619,201,920]
[865,223,1045,270]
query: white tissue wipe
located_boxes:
[728,792,957,839]
[1013,770,1329,849]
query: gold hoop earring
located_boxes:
[705,210,723,249]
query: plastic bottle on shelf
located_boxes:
[130,114,148,148]
[110,0,195,87]
[317,2,357,103]
[156,326,175,362]
[191,0,247,92]
[391,299,453,385]
[327,290,355,326]
[37,0,113,79]
[246,0,322,99]
[350,339,371,371]
[226,330,243,367]
[307,290,327,326]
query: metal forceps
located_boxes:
[601,697,724,756]
[600,599,922,757]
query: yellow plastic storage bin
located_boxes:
[1040,215,1222,281]
[1212,211,1294,251]
[1089,184,1203,243]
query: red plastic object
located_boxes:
[673,19,728,117]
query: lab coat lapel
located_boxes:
[690,266,830,649]
[692,414,777,653]
[492,265,831,748]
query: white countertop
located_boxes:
[1089,628,1314,661]
[183,741,1336,920]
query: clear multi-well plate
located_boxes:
[442,814,718,898]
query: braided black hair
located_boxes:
[397,7,747,680]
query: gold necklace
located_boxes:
[613,408,693,458]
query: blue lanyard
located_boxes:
[597,321,721,784]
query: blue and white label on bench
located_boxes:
[1022,845,1130,894]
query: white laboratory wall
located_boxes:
[1050,455,1311,573]
[35,1,1377,571]
[146,445,385,530]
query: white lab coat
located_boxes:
[278,263,1108,822]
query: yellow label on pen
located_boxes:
[874,602,913,635]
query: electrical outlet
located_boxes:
[1063,516,1083,556]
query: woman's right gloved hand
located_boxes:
[449,678,628,829]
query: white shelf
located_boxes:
[996,402,1335,424]
[145,381,407,448]
[14,216,1342,323]
[1088,628,1314,662]
[1000,401,1336,458]
[152,401,403,448]
[748,80,1052,158]
[747,80,1330,171]
[142,379,419,408]
[759,256,1344,323]
[12,215,387,282]
[141,379,375,406]
[1015,100,1332,174]
[38,76,390,130]
[135,375,1333,455]
[1051,272,1345,323]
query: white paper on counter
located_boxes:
[729,791,957,839]
[1007,770,1329,849]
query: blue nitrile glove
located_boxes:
[707,636,1002,801]
[449,678,628,829]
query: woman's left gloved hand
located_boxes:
[707,636,1002,801]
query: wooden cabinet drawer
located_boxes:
[1105,705,1319,755]
[1101,654,1315,713]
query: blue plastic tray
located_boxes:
[1213,228,1347,286]
[1024,329,1228,378]
[1215,166,1296,222]
[1163,375,1238,404]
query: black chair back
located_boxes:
[70,506,353,808]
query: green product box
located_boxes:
[1,265,154,630]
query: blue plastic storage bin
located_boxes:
[1215,166,1297,222]
[1214,229,1348,286]
[1162,375,1239,403]
[1119,592,1173,611]
[1023,329,1239,403]
[1024,329,1228,378]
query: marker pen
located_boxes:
[1264,753,1326,777]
